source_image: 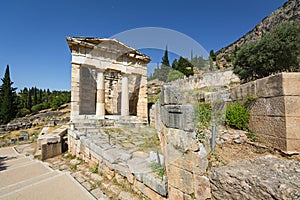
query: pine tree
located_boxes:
[0,65,17,124]
[161,46,170,67]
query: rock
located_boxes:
[210,155,300,200]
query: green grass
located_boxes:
[150,162,165,179]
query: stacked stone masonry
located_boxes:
[68,129,168,199]
[231,72,300,153]
[155,85,211,200]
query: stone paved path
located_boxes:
[0,147,96,200]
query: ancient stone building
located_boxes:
[67,37,150,123]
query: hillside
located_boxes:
[216,0,300,68]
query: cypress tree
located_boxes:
[161,46,170,67]
[0,65,17,124]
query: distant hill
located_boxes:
[216,0,300,68]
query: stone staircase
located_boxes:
[71,116,148,133]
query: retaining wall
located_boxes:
[155,85,211,200]
[230,72,300,153]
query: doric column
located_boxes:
[96,70,105,119]
[121,74,129,116]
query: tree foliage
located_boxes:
[0,64,71,123]
[166,69,184,82]
[161,46,170,67]
[172,56,194,77]
[0,65,17,123]
[234,22,300,82]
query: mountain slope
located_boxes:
[216,0,300,68]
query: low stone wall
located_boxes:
[68,130,168,200]
[155,85,211,200]
[230,72,300,153]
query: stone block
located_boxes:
[134,180,166,200]
[194,175,211,200]
[168,186,184,200]
[249,116,286,138]
[102,149,131,164]
[256,74,283,98]
[161,105,194,132]
[127,157,152,182]
[143,173,168,196]
[258,134,287,151]
[286,139,300,153]
[160,85,182,105]
[282,73,300,95]
[285,96,300,117]
[286,117,300,139]
[167,164,194,194]
[250,96,285,116]
[112,163,131,178]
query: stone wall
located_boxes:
[155,85,211,200]
[230,72,300,153]
[170,69,240,91]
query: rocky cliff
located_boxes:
[216,0,300,68]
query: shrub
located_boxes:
[166,69,184,82]
[194,102,211,130]
[17,108,31,117]
[225,101,250,130]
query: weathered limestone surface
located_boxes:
[231,73,300,153]
[210,155,300,200]
[156,85,211,200]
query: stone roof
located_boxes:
[67,36,151,62]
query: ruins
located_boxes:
[67,37,150,124]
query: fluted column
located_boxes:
[121,74,129,116]
[96,70,105,119]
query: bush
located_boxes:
[166,69,184,82]
[194,102,211,130]
[17,108,31,117]
[225,101,250,130]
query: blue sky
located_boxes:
[0,0,287,91]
